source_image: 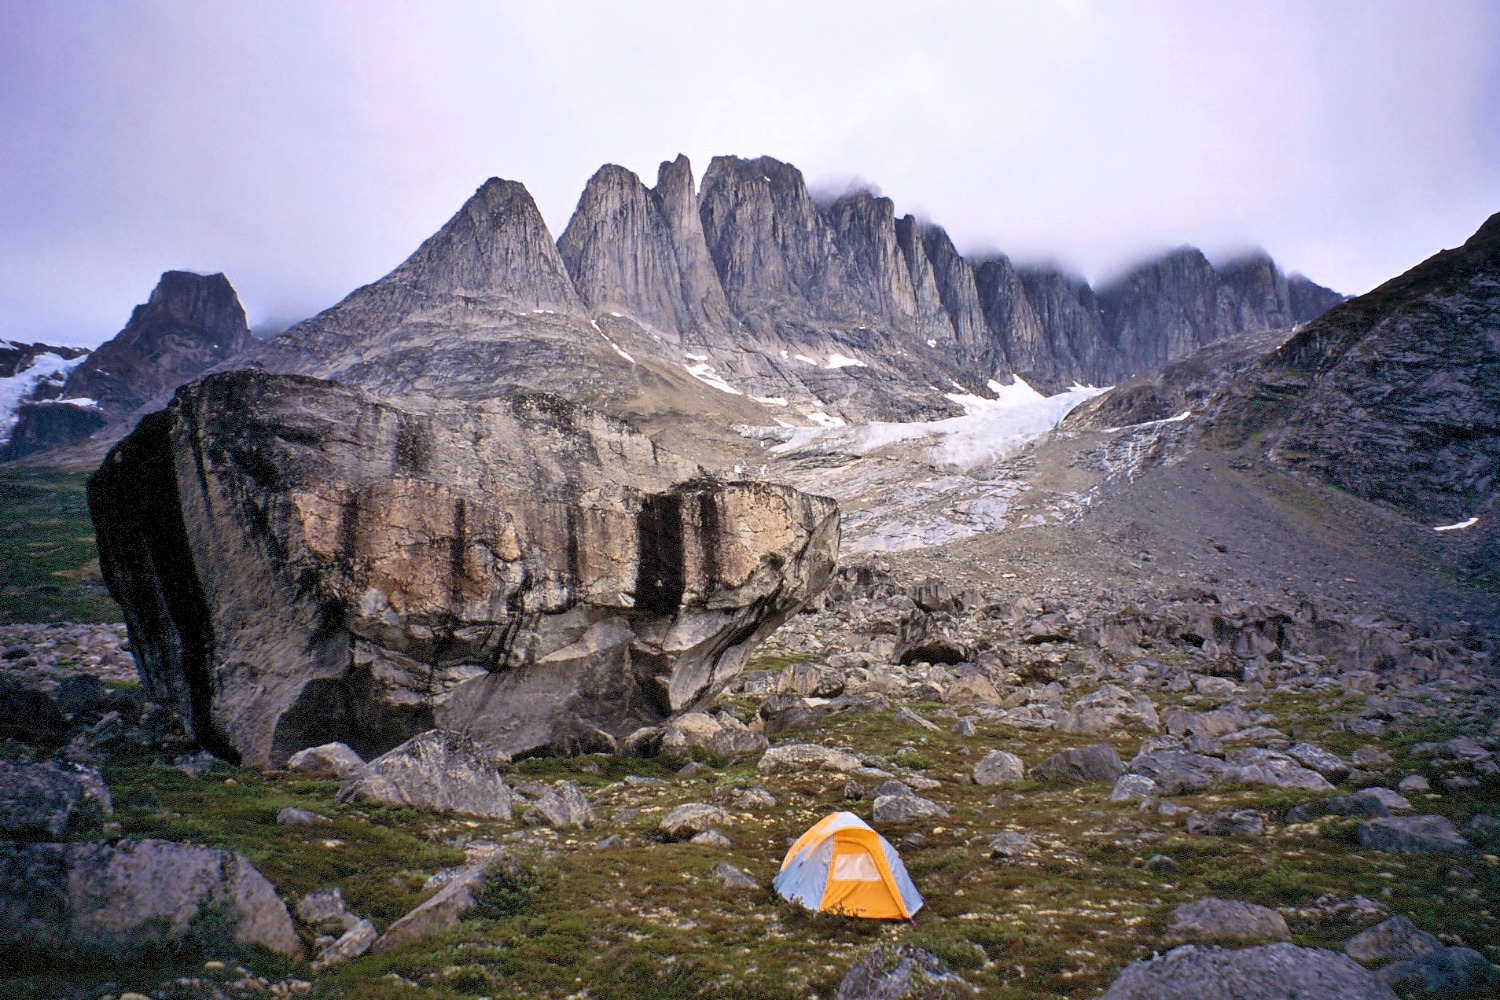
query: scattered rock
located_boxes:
[985,832,1038,858]
[1110,773,1159,801]
[1127,750,1228,795]
[0,838,301,959]
[1099,942,1397,999]
[1359,788,1411,812]
[1164,898,1290,943]
[757,743,863,774]
[1379,947,1499,994]
[374,861,488,953]
[1186,808,1264,837]
[521,781,593,830]
[1286,791,1391,824]
[1144,854,1179,873]
[1395,775,1430,794]
[0,677,68,744]
[337,730,513,819]
[690,828,732,847]
[286,742,366,779]
[1029,744,1125,784]
[0,759,112,837]
[1218,748,1334,791]
[1343,915,1441,962]
[971,750,1024,785]
[1464,813,1500,846]
[660,802,731,840]
[893,706,940,732]
[872,793,948,824]
[311,918,378,971]
[276,805,332,826]
[835,943,969,1000]
[1357,815,1471,854]
[712,862,759,889]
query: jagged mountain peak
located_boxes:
[393,176,581,313]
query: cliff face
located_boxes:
[1210,212,1500,531]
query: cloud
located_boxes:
[1,0,1497,345]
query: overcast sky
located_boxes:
[4,0,1498,347]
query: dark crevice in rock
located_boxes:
[88,412,238,763]
[636,493,685,615]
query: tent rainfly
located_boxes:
[773,811,924,919]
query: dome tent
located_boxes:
[773,811,923,919]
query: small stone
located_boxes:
[872,793,948,824]
[985,831,1037,858]
[712,862,758,889]
[1163,898,1290,943]
[1379,946,1499,994]
[521,781,593,830]
[1396,775,1430,793]
[1029,744,1125,784]
[835,943,967,1000]
[952,717,977,737]
[1344,915,1441,961]
[1351,745,1392,767]
[1360,787,1412,812]
[690,828,732,847]
[285,742,366,779]
[311,918,377,971]
[1287,741,1350,778]
[1358,815,1472,854]
[1099,942,1396,999]
[1110,774,1158,802]
[1186,808,1264,837]
[971,750,1024,786]
[276,806,331,826]
[757,743,863,774]
[660,802,731,840]
[594,834,625,850]
[1143,854,1179,873]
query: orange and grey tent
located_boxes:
[773,811,924,919]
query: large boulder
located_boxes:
[1100,943,1397,999]
[0,838,301,959]
[835,943,969,1000]
[1357,815,1472,854]
[1163,898,1290,943]
[1029,744,1125,784]
[88,371,839,766]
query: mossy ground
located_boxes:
[7,686,1493,999]
[0,466,119,623]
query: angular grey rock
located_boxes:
[1286,791,1391,824]
[758,744,863,774]
[1359,788,1411,812]
[1288,742,1350,778]
[709,727,769,757]
[276,805,331,827]
[1396,775,1430,793]
[1029,744,1126,784]
[521,781,593,830]
[1343,915,1441,962]
[777,662,846,698]
[1127,750,1229,795]
[90,370,838,765]
[1465,813,1500,846]
[712,862,759,889]
[1099,942,1397,1000]
[336,730,514,819]
[1187,808,1264,837]
[893,706,940,732]
[285,742,366,779]
[0,759,112,837]
[1379,946,1499,994]
[1218,749,1334,791]
[835,943,968,1000]
[972,750,1025,786]
[872,793,948,824]
[689,828,732,847]
[660,802,731,840]
[311,917,378,971]
[1109,773,1159,801]
[1164,707,1254,740]
[373,860,488,953]
[1163,898,1290,943]
[294,887,359,935]
[0,838,301,959]
[1357,815,1472,854]
[985,831,1039,858]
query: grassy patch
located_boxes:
[0,466,118,623]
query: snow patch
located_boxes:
[794,354,818,366]
[926,339,937,348]
[752,396,789,407]
[684,352,709,362]
[773,376,1107,471]
[0,351,89,446]
[826,353,867,369]
[1434,517,1479,532]
[805,410,847,428]
[684,362,743,396]
[611,344,635,363]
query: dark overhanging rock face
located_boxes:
[89,371,838,767]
